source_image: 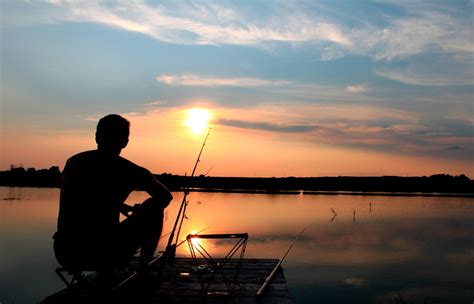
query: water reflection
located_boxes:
[0,187,473,303]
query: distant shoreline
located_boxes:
[0,166,473,197]
[185,187,474,198]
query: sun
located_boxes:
[185,108,211,135]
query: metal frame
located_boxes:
[187,233,248,294]
[55,267,89,287]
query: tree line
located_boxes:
[0,165,62,188]
[0,166,472,194]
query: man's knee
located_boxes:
[135,198,164,225]
[141,197,165,214]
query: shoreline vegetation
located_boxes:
[0,166,473,197]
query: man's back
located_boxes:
[57,150,148,240]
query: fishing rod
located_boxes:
[256,227,306,296]
[165,129,211,261]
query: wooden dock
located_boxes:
[41,257,293,303]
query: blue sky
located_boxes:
[1,0,473,176]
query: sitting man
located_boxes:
[53,114,173,287]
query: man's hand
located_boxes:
[120,203,140,217]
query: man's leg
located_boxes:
[118,197,165,269]
[138,200,164,268]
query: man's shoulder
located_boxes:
[65,151,151,177]
[67,150,98,163]
[118,156,149,174]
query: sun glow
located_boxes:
[185,108,211,135]
[189,230,204,247]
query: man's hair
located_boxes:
[95,114,130,149]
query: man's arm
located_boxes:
[140,169,173,208]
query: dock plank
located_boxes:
[41,257,293,304]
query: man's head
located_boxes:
[95,114,130,155]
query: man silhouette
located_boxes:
[53,114,173,286]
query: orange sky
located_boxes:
[1,106,472,177]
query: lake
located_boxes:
[0,186,473,303]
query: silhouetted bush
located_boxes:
[0,165,61,187]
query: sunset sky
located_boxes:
[1,0,473,177]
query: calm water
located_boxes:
[0,187,473,303]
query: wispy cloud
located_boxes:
[156,74,291,87]
[376,68,474,86]
[139,100,168,107]
[352,8,474,61]
[345,85,367,93]
[217,119,315,133]
[5,1,472,63]
[32,1,352,47]
[46,0,61,5]
[214,102,473,159]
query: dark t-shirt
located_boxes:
[57,150,153,241]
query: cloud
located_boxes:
[352,8,474,61]
[217,118,315,133]
[156,74,291,87]
[136,100,169,107]
[46,0,61,5]
[214,102,473,159]
[376,67,474,86]
[4,1,472,65]
[345,85,367,93]
[31,1,351,48]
